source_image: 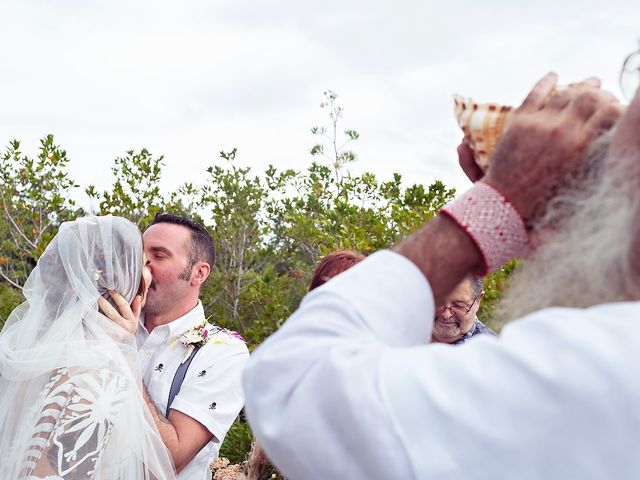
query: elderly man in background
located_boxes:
[432,275,495,344]
[243,71,640,480]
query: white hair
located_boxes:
[498,130,640,323]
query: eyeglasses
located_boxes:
[620,43,640,102]
[437,295,479,317]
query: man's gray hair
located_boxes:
[467,275,484,298]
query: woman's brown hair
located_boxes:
[309,250,365,291]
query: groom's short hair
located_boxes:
[151,213,216,271]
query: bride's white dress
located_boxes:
[24,366,126,478]
[0,216,175,480]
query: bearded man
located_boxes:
[432,275,495,344]
[243,73,638,479]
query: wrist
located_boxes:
[440,180,529,275]
[483,171,535,225]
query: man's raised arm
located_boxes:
[243,73,623,480]
[396,73,622,305]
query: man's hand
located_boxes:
[485,72,623,225]
[397,73,623,306]
[97,291,142,335]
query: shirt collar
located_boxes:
[167,300,206,336]
[453,316,479,345]
[139,301,205,338]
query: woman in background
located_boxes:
[308,250,366,291]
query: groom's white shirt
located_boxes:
[137,301,249,480]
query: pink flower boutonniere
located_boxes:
[179,320,213,364]
[179,320,247,364]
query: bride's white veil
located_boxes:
[0,215,175,480]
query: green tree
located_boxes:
[269,89,455,271]
[188,150,304,347]
[86,148,168,229]
[310,89,359,184]
[0,135,81,326]
[0,91,516,467]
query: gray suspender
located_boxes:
[165,345,201,417]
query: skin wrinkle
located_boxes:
[486,80,622,228]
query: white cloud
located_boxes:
[1,0,638,202]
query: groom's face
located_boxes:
[142,222,194,315]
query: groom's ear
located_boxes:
[191,262,211,287]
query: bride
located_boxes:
[0,216,175,480]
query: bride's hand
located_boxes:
[97,291,143,335]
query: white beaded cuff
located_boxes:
[440,181,528,275]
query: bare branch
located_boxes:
[2,196,37,250]
[34,218,54,246]
[0,268,23,290]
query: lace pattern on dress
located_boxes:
[22,366,128,479]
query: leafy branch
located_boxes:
[310,90,360,185]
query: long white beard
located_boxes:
[498,131,640,323]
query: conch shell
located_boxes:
[453,95,514,171]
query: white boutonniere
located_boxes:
[178,320,213,364]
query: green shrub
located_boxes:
[0,284,23,330]
[219,417,254,465]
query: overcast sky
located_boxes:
[1,1,638,204]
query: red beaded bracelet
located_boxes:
[440,181,529,275]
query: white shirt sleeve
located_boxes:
[243,250,433,479]
[244,250,640,480]
[171,339,249,442]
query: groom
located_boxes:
[105,213,249,479]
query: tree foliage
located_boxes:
[0,91,512,466]
[0,135,81,291]
[86,148,166,229]
[0,91,510,337]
